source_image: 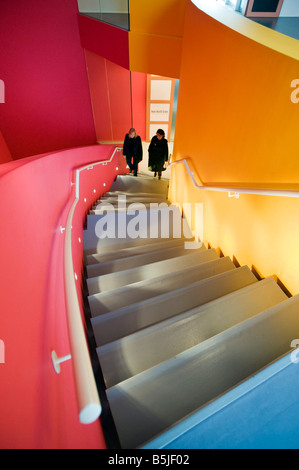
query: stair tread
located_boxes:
[97,277,287,388]
[91,203,170,212]
[106,294,299,449]
[86,248,220,295]
[90,263,257,345]
[86,243,206,277]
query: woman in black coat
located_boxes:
[148,129,169,179]
[123,128,143,177]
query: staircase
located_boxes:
[83,173,299,449]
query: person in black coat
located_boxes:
[123,128,143,177]
[148,129,169,179]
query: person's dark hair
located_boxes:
[156,129,165,137]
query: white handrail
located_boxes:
[170,159,299,198]
[63,146,122,424]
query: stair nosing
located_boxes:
[86,244,206,277]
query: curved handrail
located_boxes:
[191,0,299,61]
[64,146,122,424]
[170,158,299,198]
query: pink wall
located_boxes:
[85,51,146,143]
[0,144,127,448]
[0,0,96,159]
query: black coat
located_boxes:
[148,136,169,172]
[123,134,143,162]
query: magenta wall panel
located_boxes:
[0,0,97,159]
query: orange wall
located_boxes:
[129,0,187,78]
[170,1,299,295]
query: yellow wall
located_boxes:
[169,1,299,294]
[129,0,187,77]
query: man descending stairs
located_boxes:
[83,174,299,449]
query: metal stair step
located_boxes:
[90,201,171,214]
[102,191,167,199]
[86,248,219,295]
[83,205,191,254]
[88,256,242,317]
[94,195,168,205]
[85,238,190,264]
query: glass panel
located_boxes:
[77,0,130,31]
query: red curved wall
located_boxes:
[0,144,126,448]
[0,130,12,164]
